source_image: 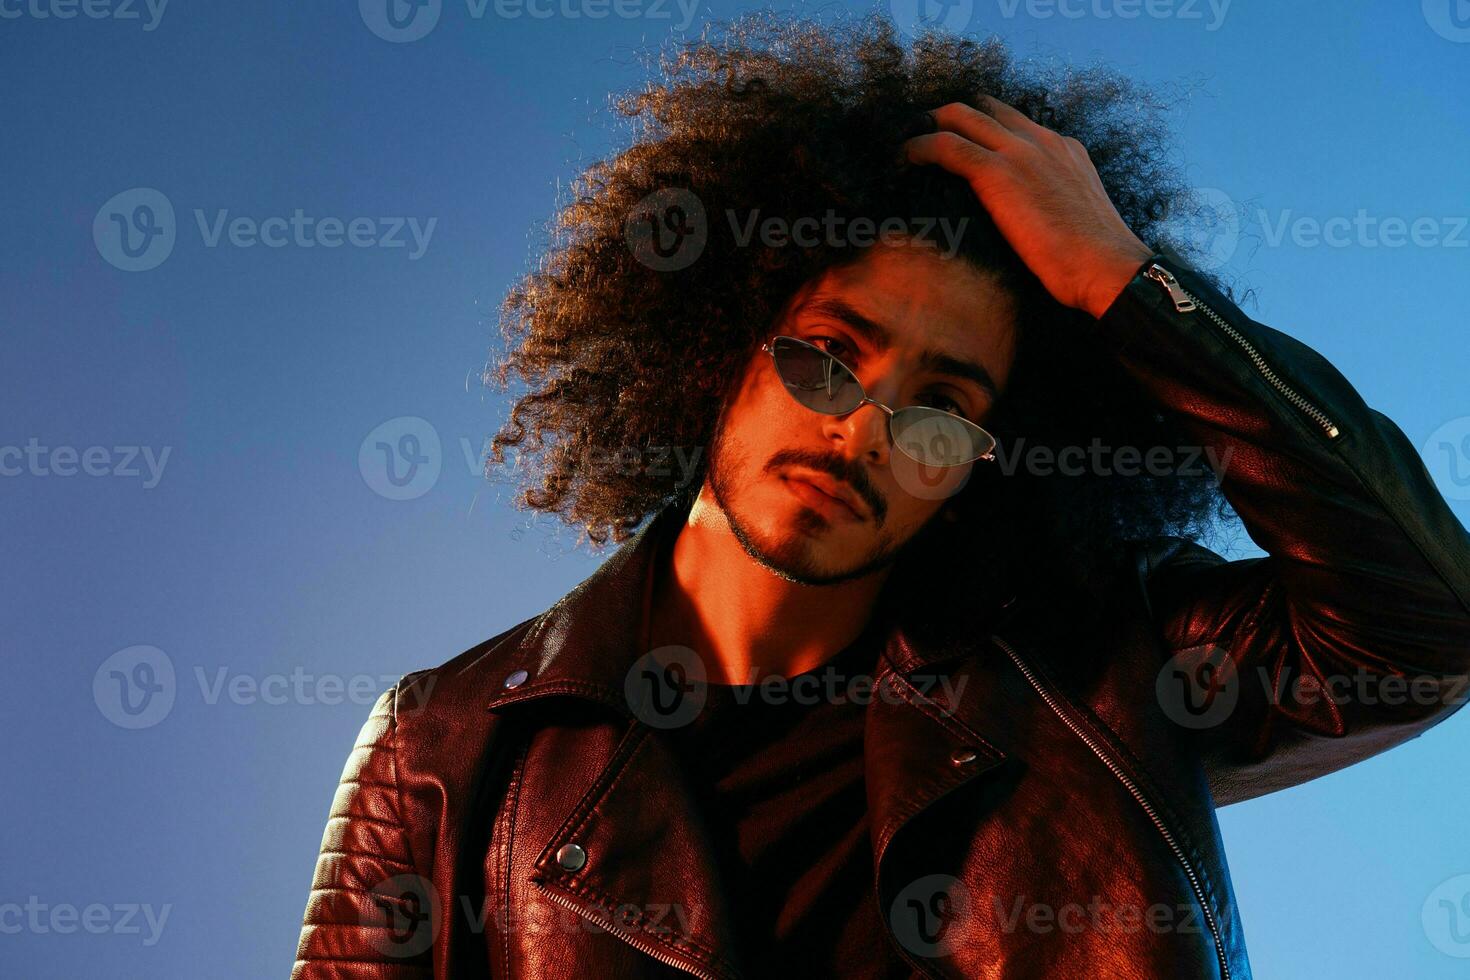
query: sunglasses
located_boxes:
[760,335,997,467]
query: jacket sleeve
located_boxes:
[1095,245,1470,806]
[293,682,436,978]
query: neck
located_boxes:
[646,491,893,686]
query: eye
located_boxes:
[919,389,974,421]
[807,335,854,362]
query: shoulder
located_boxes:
[387,612,545,731]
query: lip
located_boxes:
[781,471,867,522]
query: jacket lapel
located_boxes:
[526,720,751,979]
[486,500,749,977]
[865,629,1011,874]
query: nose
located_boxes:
[822,398,890,465]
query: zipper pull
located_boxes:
[1144,263,1197,314]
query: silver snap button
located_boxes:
[503,669,529,690]
[950,746,978,765]
[555,842,587,871]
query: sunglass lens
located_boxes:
[891,408,994,466]
[771,337,862,414]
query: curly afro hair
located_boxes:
[483,10,1238,623]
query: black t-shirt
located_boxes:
[661,626,916,979]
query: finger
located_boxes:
[977,93,1044,133]
[928,101,1014,151]
[902,131,997,178]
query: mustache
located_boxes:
[768,450,885,523]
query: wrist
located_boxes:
[1080,241,1155,320]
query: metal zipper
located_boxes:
[992,634,1234,980]
[535,882,722,980]
[1143,262,1341,440]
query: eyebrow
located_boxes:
[797,296,1001,401]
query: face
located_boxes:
[703,239,1019,586]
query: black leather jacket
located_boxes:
[292,249,1470,979]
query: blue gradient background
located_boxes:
[2,2,1468,977]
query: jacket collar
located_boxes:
[485,497,1021,718]
[484,496,685,716]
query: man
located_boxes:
[292,14,1470,979]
